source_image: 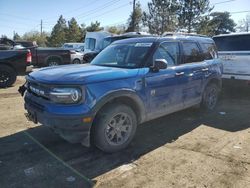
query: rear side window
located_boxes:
[200,43,217,60]
[182,42,202,63]
[213,35,250,51]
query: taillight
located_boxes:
[26,50,32,63]
[70,50,76,54]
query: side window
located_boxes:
[153,42,179,67]
[182,42,202,63]
[200,43,218,60]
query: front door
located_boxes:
[145,41,184,120]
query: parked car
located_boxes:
[82,31,112,63]
[70,50,84,64]
[29,47,71,67]
[20,35,222,153]
[4,38,71,67]
[213,33,250,86]
[0,48,31,87]
[62,43,85,50]
[0,38,25,50]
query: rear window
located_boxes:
[213,35,250,51]
[85,38,96,50]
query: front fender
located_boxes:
[91,89,146,124]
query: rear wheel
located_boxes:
[47,58,61,66]
[0,65,17,88]
[201,83,219,110]
[72,59,81,64]
[94,104,137,153]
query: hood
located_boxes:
[28,64,139,85]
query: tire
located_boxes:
[0,65,17,88]
[94,104,137,153]
[201,83,219,111]
[72,59,81,64]
[47,58,61,67]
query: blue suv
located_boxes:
[21,35,222,153]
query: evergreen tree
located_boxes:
[126,2,143,32]
[47,15,67,47]
[177,0,213,33]
[80,23,87,42]
[66,17,82,42]
[22,31,49,47]
[197,12,236,36]
[86,21,103,32]
[13,33,21,41]
[107,25,126,34]
[142,0,178,35]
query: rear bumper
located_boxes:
[222,73,250,81]
[24,94,93,146]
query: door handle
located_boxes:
[175,72,184,76]
[202,68,209,72]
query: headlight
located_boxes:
[49,88,82,104]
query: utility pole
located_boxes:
[13,31,15,40]
[40,20,43,36]
[131,0,136,32]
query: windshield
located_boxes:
[91,42,152,68]
[85,38,96,50]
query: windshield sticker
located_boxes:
[135,43,152,47]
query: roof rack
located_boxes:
[162,32,208,38]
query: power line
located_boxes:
[43,0,122,24]
[0,12,39,23]
[74,0,122,19]
[213,0,236,5]
[79,2,130,23]
[43,0,102,21]
[230,10,250,14]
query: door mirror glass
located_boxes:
[152,59,168,70]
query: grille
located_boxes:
[27,82,50,100]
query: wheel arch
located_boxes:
[92,90,146,124]
[0,63,17,74]
[205,77,222,91]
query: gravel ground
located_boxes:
[0,76,250,188]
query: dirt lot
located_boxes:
[0,76,250,188]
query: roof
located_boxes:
[113,35,213,44]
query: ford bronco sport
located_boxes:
[20,35,222,153]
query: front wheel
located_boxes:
[94,104,137,153]
[0,65,17,88]
[201,83,219,110]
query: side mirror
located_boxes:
[151,59,168,71]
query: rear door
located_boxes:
[179,41,207,107]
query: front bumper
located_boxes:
[24,92,93,146]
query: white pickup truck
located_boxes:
[213,33,250,86]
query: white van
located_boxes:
[62,43,85,50]
[213,33,250,85]
[84,31,112,53]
